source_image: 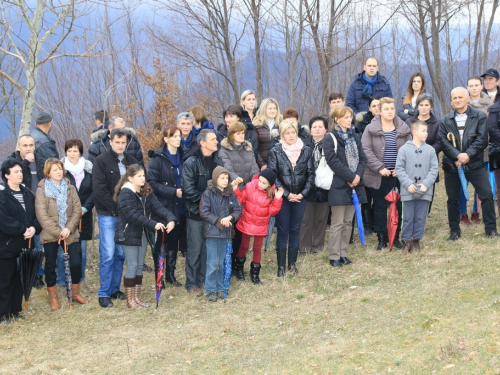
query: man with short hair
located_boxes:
[438,87,499,240]
[346,57,393,114]
[329,93,345,110]
[481,69,500,103]
[89,116,144,166]
[92,110,110,133]
[177,112,200,160]
[468,76,494,114]
[182,129,223,295]
[92,128,139,308]
[31,112,59,160]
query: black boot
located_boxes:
[288,247,299,274]
[276,248,286,277]
[250,262,262,285]
[234,257,246,281]
[165,250,182,287]
[376,232,387,251]
[361,204,373,235]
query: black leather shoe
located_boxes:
[447,232,460,241]
[330,260,343,267]
[486,231,500,238]
[277,266,285,277]
[110,291,126,300]
[99,297,113,308]
[393,238,403,249]
[340,257,352,265]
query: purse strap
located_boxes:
[321,132,337,156]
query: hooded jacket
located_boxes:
[88,127,144,167]
[346,72,393,114]
[233,176,283,236]
[115,182,177,246]
[361,115,411,189]
[438,106,488,172]
[35,178,81,246]
[218,138,260,187]
[0,183,41,259]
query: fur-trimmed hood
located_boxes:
[90,127,137,141]
[220,138,253,152]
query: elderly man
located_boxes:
[177,112,200,160]
[89,116,144,166]
[438,87,499,240]
[481,68,500,103]
[31,112,59,160]
[181,129,223,296]
[346,57,393,114]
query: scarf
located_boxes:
[335,124,359,172]
[63,156,85,190]
[180,133,193,151]
[361,72,379,98]
[280,137,304,168]
[267,119,276,133]
[313,139,324,170]
[44,178,68,230]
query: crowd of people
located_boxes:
[2,57,500,322]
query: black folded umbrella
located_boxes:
[20,238,44,309]
[59,239,73,310]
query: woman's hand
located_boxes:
[59,228,71,240]
[24,226,36,239]
[275,187,284,199]
[166,221,175,233]
[349,175,361,187]
[391,169,397,177]
[176,189,182,198]
[155,222,167,231]
[379,168,391,177]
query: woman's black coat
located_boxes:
[0,184,41,259]
[66,163,94,241]
[115,186,177,247]
[323,130,367,206]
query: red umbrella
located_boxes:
[385,189,401,251]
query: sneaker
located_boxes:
[207,292,217,302]
[471,212,481,224]
[33,276,45,290]
[460,214,471,226]
[110,291,126,300]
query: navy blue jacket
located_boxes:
[346,72,393,114]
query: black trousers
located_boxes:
[44,241,81,288]
[178,214,187,253]
[0,257,22,319]
[370,176,402,235]
[444,168,497,234]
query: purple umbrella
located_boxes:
[156,232,166,308]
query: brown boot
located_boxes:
[124,278,141,309]
[401,240,412,255]
[412,239,421,252]
[72,284,89,304]
[46,286,60,311]
[134,275,149,308]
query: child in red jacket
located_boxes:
[232,169,283,284]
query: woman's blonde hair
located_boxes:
[43,158,65,178]
[240,90,257,110]
[330,106,354,122]
[279,119,298,138]
[254,98,281,126]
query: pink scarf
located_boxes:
[280,137,303,168]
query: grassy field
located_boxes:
[1,180,500,374]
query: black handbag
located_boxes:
[489,152,500,171]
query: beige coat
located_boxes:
[35,178,81,245]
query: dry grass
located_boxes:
[2,182,500,374]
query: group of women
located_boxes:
[3,72,500,320]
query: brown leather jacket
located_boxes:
[35,178,81,245]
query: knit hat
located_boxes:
[212,166,230,185]
[259,169,277,186]
[36,112,53,124]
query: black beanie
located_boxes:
[260,169,277,186]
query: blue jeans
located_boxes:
[97,214,125,298]
[205,239,226,295]
[57,240,87,285]
[35,235,44,277]
[275,199,307,249]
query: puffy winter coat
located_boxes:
[115,182,177,246]
[346,72,393,114]
[88,127,144,167]
[199,181,241,239]
[469,92,494,114]
[233,177,283,236]
[439,106,488,173]
[267,142,315,199]
[63,158,94,241]
[253,118,281,168]
[397,102,418,121]
[35,178,81,246]
[218,138,259,187]
[147,147,184,221]
[181,149,224,220]
[216,122,258,160]
[355,111,374,134]
[361,115,411,189]
[324,130,367,206]
[8,151,45,191]
[0,183,41,259]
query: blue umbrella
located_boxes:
[447,133,469,201]
[352,189,365,246]
[490,170,496,198]
[223,240,233,302]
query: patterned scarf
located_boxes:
[335,125,359,172]
[280,137,304,168]
[313,139,324,170]
[44,178,68,230]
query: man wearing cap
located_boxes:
[31,112,59,160]
[481,69,500,103]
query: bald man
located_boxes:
[438,87,499,240]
